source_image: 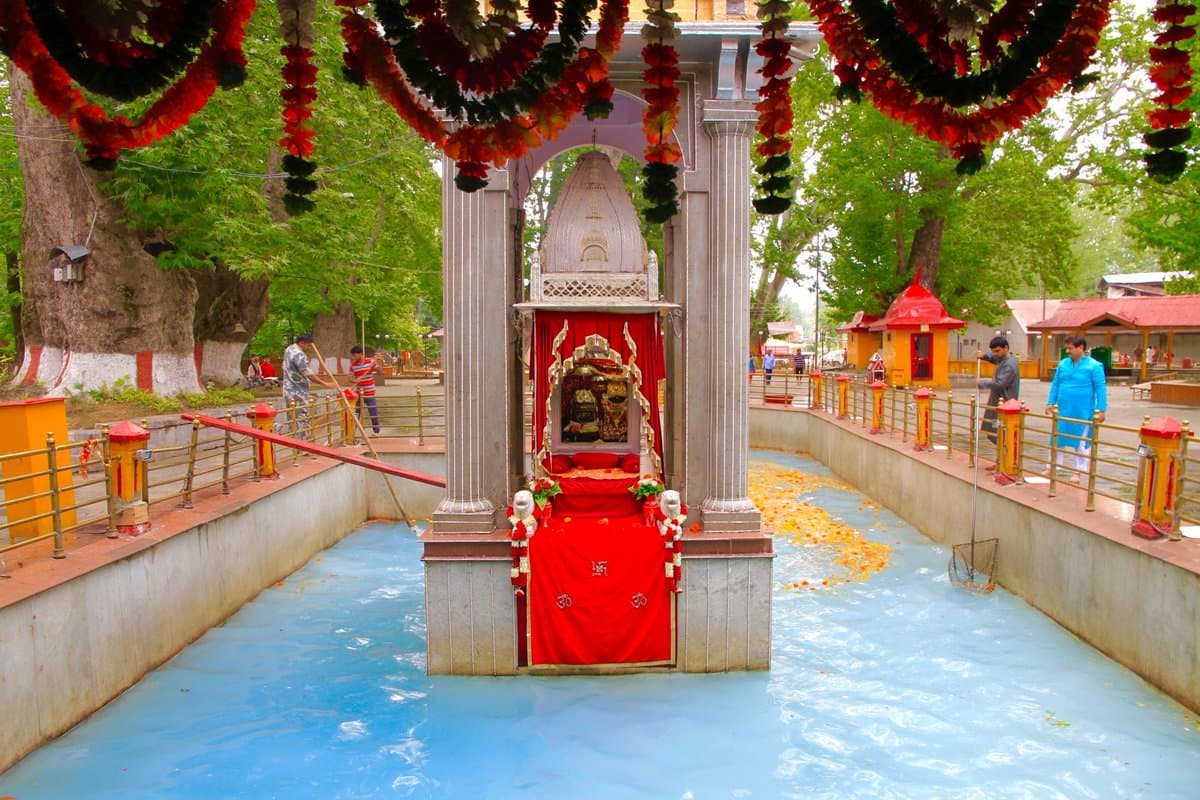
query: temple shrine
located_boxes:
[868,273,966,389]
[420,14,821,673]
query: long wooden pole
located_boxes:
[312,343,416,529]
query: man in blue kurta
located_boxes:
[1046,335,1107,482]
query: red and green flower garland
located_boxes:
[280,44,318,214]
[754,0,796,215]
[338,0,628,191]
[1145,0,1196,182]
[0,0,253,168]
[640,0,682,223]
[807,0,1112,174]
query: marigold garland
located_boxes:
[807,0,1111,174]
[753,0,796,216]
[640,0,682,224]
[1145,0,1196,182]
[20,0,218,101]
[339,0,627,191]
[0,0,253,168]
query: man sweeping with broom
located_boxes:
[283,333,336,440]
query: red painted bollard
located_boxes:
[109,420,151,534]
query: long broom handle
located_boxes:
[312,343,416,530]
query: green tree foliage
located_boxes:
[757,0,1163,330]
[100,4,442,342]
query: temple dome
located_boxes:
[540,151,647,275]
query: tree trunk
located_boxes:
[908,214,945,291]
[10,69,201,395]
[6,251,22,371]
[313,302,356,374]
[193,258,272,387]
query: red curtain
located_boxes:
[528,515,673,666]
[532,311,665,470]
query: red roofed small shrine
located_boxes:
[867,272,965,388]
[835,311,882,369]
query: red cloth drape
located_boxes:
[552,475,639,516]
[528,515,673,666]
[532,311,665,472]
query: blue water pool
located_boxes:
[2,451,1197,799]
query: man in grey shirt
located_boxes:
[976,335,1020,445]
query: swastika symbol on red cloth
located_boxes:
[630,593,648,608]
[556,593,573,608]
[592,561,608,576]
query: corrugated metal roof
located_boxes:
[1099,271,1188,286]
[1004,299,1062,331]
[1027,295,1200,331]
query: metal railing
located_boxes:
[751,369,1199,534]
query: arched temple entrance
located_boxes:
[421,20,821,674]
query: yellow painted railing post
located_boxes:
[809,370,823,410]
[913,387,934,451]
[246,403,280,480]
[342,388,359,444]
[1132,416,1187,540]
[108,420,151,535]
[836,374,851,420]
[869,380,885,434]
[994,398,1023,485]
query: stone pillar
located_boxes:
[433,165,512,533]
[699,100,761,532]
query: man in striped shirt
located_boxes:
[349,345,381,435]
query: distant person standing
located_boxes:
[793,351,805,375]
[1146,344,1158,365]
[1046,335,1107,483]
[763,351,776,384]
[748,355,756,384]
[975,336,1019,445]
[349,345,381,435]
[282,334,334,439]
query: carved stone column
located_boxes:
[432,166,512,533]
[699,100,761,532]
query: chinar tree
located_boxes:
[6,1,440,395]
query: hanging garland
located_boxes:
[20,0,219,101]
[339,0,627,191]
[640,0,682,223]
[653,499,686,593]
[848,0,1079,108]
[406,0,558,95]
[753,0,796,215]
[1145,0,1196,182]
[372,0,594,125]
[807,0,1111,173]
[280,44,319,215]
[0,0,254,168]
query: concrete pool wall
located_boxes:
[2,414,1197,775]
[750,405,1199,715]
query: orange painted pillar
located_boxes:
[836,374,851,419]
[341,388,359,443]
[0,397,76,539]
[869,380,885,434]
[108,421,150,502]
[809,369,823,410]
[1132,416,1187,540]
[246,403,280,479]
[913,387,934,451]
[994,398,1023,485]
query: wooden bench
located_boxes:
[1131,382,1152,400]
